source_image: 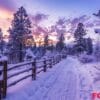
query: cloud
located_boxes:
[78,15,90,22]
[85,22,94,28]
[31,13,49,36]
[71,15,90,25]
[32,13,48,24]
[33,26,48,35]
[49,18,69,37]
[69,15,91,33]
[56,18,67,26]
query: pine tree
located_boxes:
[74,23,86,54]
[56,33,65,52]
[86,38,93,55]
[0,28,5,54]
[44,34,49,48]
[74,23,86,40]
[9,6,32,62]
[94,40,100,61]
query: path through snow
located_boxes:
[5,57,93,100]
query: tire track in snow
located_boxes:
[43,71,77,100]
[6,57,84,100]
[29,59,68,100]
[32,57,78,100]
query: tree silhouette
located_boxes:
[74,23,87,54]
[9,6,32,62]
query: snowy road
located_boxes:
[6,57,93,100]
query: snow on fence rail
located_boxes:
[0,54,67,99]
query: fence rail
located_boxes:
[0,54,67,99]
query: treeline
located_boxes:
[0,7,100,63]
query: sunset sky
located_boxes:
[0,0,100,42]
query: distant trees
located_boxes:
[94,41,100,61]
[44,34,49,49]
[44,34,55,53]
[0,28,5,54]
[56,33,65,52]
[9,6,32,62]
[85,38,93,55]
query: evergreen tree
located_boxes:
[94,41,100,61]
[44,34,49,49]
[56,33,65,52]
[74,23,86,54]
[0,28,5,54]
[86,38,93,55]
[74,23,86,40]
[9,6,32,62]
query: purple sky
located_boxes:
[1,0,100,19]
[0,0,100,42]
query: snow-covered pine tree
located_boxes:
[44,34,49,49]
[0,28,5,54]
[74,23,86,40]
[85,38,93,55]
[74,23,86,54]
[56,33,65,52]
[94,40,100,61]
[9,6,32,62]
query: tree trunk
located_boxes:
[19,43,23,62]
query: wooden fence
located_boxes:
[0,54,67,99]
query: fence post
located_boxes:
[43,59,46,72]
[3,61,7,98]
[0,80,1,99]
[49,58,52,68]
[55,57,57,64]
[57,56,59,63]
[52,57,54,65]
[60,55,61,61]
[56,56,58,64]
[32,59,36,80]
[58,55,60,62]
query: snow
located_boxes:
[82,62,100,92]
[24,48,36,61]
[0,56,8,62]
[4,56,100,100]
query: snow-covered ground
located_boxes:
[5,56,100,100]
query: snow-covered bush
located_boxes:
[93,41,100,62]
[78,53,95,63]
[24,48,36,61]
[0,55,8,62]
[42,50,53,59]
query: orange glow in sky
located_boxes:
[0,7,13,35]
[0,7,73,43]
